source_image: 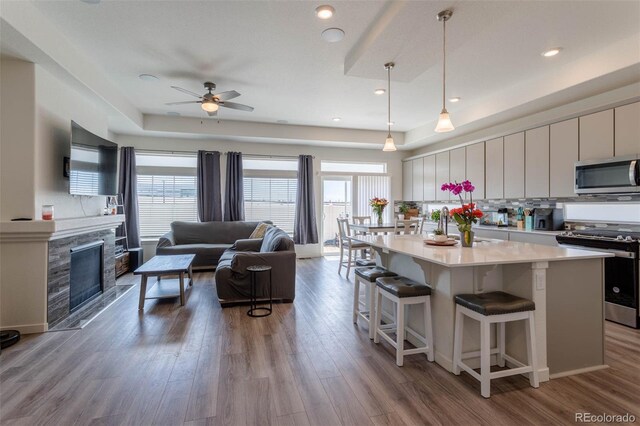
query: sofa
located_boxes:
[156,221,271,269]
[214,225,296,305]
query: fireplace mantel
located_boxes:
[0,215,124,242]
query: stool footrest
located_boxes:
[461,348,499,360]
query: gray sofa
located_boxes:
[214,225,296,305]
[156,221,270,269]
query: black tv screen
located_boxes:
[69,121,118,196]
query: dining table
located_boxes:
[349,222,398,235]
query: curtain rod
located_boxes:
[133,148,314,159]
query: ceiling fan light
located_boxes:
[434,109,455,133]
[201,101,219,112]
[383,135,397,152]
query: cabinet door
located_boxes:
[525,126,550,198]
[412,158,424,202]
[449,147,466,201]
[615,102,640,157]
[550,118,578,197]
[504,132,525,199]
[485,137,504,199]
[465,142,485,199]
[402,161,412,200]
[435,151,450,201]
[423,155,436,201]
[579,109,614,160]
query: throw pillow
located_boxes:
[250,222,270,239]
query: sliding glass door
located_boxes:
[321,177,352,255]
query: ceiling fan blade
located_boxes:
[220,101,254,112]
[206,110,218,117]
[164,100,201,105]
[170,86,203,98]
[213,90,240,101]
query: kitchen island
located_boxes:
[352,234,612,381]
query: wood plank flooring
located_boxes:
[1,257,638,425]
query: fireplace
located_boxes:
[69,240,104,312]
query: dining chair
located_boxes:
[337,218,369,277]
[394,218,424,235]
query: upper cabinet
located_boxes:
[402,161,412,200]
[423,155,436,201]
[550,118,579,198]
[579,109,614,160]
[435,151,450,201]
[485,137,504,199]
[504,132,525,199]
[466,143,485,200]
[615,102,640,157]
[412,157,424,202]
[449,147,466,200]
[525,126,550,198]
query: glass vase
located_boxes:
[460,230,474,247]
[377,212,383,225]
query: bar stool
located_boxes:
[452,291,539,398]
[353,266,397,339]
[373,276,434,366]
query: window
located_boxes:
[136,152,198,238]
[243,157,298,235]
[321,161,386,174]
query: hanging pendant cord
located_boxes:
[442,17,446,111]
[387,65,392,137]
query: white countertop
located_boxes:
[352,234,612,267]
[423,222,562,236]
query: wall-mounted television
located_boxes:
[69,121,118,196]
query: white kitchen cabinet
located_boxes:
[435,151,450,201]
[615,102,640,157]
[525,126,550,198]
[449,147,466,201]
[504,132,525,199]
[412,157,424,202]
[485,137,504,199]
[579,109,614,160]
[550,118,578,198]
[402,161,412,200]
[465,142,485,199]
[423,155,436,201]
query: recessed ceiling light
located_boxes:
[449,97,461,103]
[332,117,341,122]
[138,74,159,82]
[387,121,395,126]
[374,89,386,95]
[542,48,562,57]
[315,5,335,19]
[321,28,345,43]
[167,111,181,116]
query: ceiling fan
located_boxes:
[165,82,254,116]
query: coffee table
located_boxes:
[134,254,195,310]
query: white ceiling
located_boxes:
[5,0,640,148]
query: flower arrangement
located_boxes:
[369,197,389,225]
[441,180,483,246]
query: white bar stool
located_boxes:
[452,291,539,398]
[353,266,397,339]
[373,276,435,366]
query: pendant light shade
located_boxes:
[383,62,397,152]
[434,10,454,133]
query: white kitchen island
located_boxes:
[352,234,613,381]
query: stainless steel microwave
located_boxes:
[575,155,640,194]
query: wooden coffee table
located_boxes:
[134,254,195,310]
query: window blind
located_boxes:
[357,175,391,222]
[243,176,297,234]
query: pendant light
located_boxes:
[434,10,455,133]
[382,62,397,152]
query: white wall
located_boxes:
[115,134,405,258]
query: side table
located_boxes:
[247,265,272,317]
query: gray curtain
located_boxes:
[197,150,222,221]
[294,155,318,244]
[224,152,245,221]
[117,147,141,249]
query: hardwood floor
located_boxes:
[1,257,638,425]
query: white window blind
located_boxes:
[136,152,198,238]
[357,175,391,222]
[243,176,297,234]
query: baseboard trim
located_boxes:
[549,364,609,379]
[1,323,48,334]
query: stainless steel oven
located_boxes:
[574,155,640,194]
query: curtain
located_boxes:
[224,152,245,221]
[197,150,222,221]
[117,147,141,248]
[294,155,318,244]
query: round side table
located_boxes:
[247,265,273,317]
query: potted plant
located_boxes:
[398,202,409,220]
[369,197,389,225]
[441,180,484,247]
[433,228,448,243]
[430,209,441,223]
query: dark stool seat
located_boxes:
[356,259,376,267]
[355,266,397,282]
[454,291,535,316]
[376,276,431,298]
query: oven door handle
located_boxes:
[558,243,636,259]
[630,160,638,186]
